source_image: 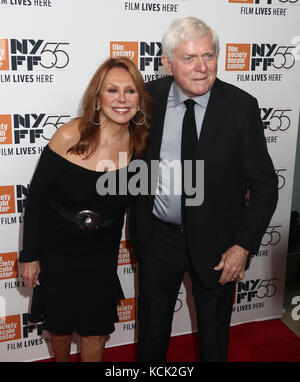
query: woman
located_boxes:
[19,57,151,362]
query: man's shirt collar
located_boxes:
[173,80,211,108]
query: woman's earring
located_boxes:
[131,109,146,126]
[90,104,104,126]
[90,120,101,126]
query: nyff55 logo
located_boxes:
[226,43,296,71]
[260,108,292,132]
[0,114,70,145]
[0,39,70,71]
[234,278,277,304]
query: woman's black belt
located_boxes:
[49,199,123,231]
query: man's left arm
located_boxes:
[215,97,278,285]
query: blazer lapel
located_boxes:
[196,78,229,158]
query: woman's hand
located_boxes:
[20,261,41,288]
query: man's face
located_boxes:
[162,33,218,98]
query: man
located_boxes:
[131,17,278,362]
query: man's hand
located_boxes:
[20,261,40,288]
[214,245,249,285]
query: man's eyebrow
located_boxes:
[182,50,215,56]
[182,53,197,57]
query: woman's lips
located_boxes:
[112,107,130,114]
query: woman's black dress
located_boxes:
[20,145,134,336]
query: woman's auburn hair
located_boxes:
[68,57,151,159]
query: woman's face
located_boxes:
[99,67,140,126]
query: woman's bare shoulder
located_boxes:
[49,118,81,156]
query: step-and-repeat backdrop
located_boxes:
[0,0,299,362]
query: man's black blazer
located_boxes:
[131,76,278,289]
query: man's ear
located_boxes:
[161,55,173,76]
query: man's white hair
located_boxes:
[162,17,220,60]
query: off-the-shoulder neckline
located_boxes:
[44,144,132,174]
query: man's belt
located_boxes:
[152,214,185,233]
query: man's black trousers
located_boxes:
[137,216,235,362]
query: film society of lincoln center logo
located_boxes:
[0,39,9,70]
[0,38,70,83]
[0,252,18,281]
[110,41,164,81]
[117,298,136,324]
[225,42,297,81]
[0,314,21,343]
[118,240,137,278]
[0,186,16,215]
[118,240,136,266]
